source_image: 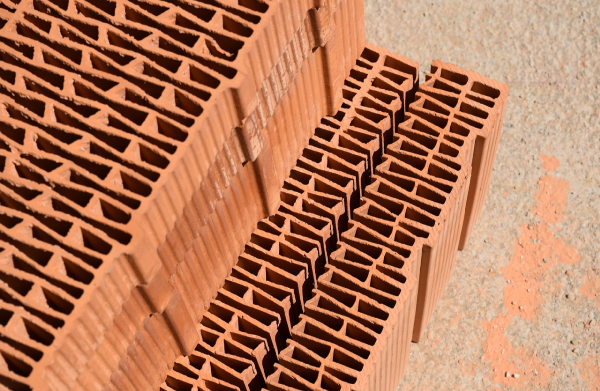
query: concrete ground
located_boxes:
[363,1,600,390]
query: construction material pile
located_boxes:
[0,0,507,390]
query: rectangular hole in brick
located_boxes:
[440,68,468,85]
[174,89,203,116]
[369,275,401,298]
[0,232,52,267]
[449,122,471,137]
[416,185,446,205]
[188,352,208,371]
[349,69,368,83]
[0,67,14,86]
[238,0,268,13]
[432,154,461,172]
[344,79,360,90]
[471,81,501,99]
[200,329,219,347]
[0,270,33,296]
[318,284,357,309]
[357,218,392,239]
[380,69,408,86]
[0,178,43,203]
[413,109,448,130]
[282,360,319,383]
[355,107,387,124]
[331,349,364,371]
[360,47,380,62]
[0,89,45,118]
[405,207,435,228]
[356,59,373,70]
[120,171,152,197]
[0,19,6,30]
[363,203,397,223]
[345,323,376,346]
[23,12,52,33]
[393,229,415,246]
[42,287,74,314]
[439,140,461,156]
[397,139,430,156]
[460,102,489,119]
[222,15,253,37]
[293,334,332,359]
[99,199,131,223]
[165,375,193,391]
[0,211,22,229]
[0,37,33,60]
[156,117,188,142]
[189,65,220,89]
[82,0,117,15]
[320,374,342,391]
[384,56,417,80]
[466,93,495,108]
[0,350,32,377]
[433,79,461,95]
[128,0,168,15]
[23,318,54,346]
[423,98,451,116]
[342,88,357,101]
[367,89,396,104]
[0,308,12,327]
[422,88,459,108]
[172,362,199,380]
[330,259,369,282]
[277,371,312,389]
[455,114,483,129]
[80,228,112,254]
[357,299,388,322]
[290,345,321,367]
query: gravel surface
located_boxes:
[364,1,600,390]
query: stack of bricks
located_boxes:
[0,0,508,390]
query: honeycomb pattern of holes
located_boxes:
[368,274,401,298]
[360,47,380,63]
[459,102,489,120]
[470,81,501,99]
[65,171,141,209]
[0,232,52,267]
[313,294,383,334]
[80,0,117,15]
[89,142,160,182]
[249,233,276,252]
[0,288,65,328]
[50,197,132,244]
[466,93,495,108]
[156,36,237,79]
[11,255,85,298]
[35,138,112,180]
[340,102,351,110]
[328,271,396,310]
[171,362,199,380]
[439,68,469,85]
[23,79,100,118]
[49,183,94,209]
[123,6,201,48]
[329,258,370,283]
[342,88,357,101]
[422,98,451,116]
[0,179,42,203]
[245,249,306,279]
[0,212,22,229]
[432,79,461,95]
[98,198,131,224]
[74,2,152,41]
[61,27,133,66]
[438,140,461,156]
[0,332,44,362]
[106,115,177,154]
[0,38,33,61]
[0,2,12,13]
[164,374,193,391]
[34,226,104,269]
[349,69,368,83]
[316,283,357,310]
[415,184,447,205]
[343,79,360,90]
[41,52,119,92]
[391,151,428,171]
[420,88,460,108]
[455,113,484,129]
[0,374,32,391]
[35,3,100,40]
[127,0,169,16]
[379,69,409,87]
[404,207,435,228]
[41,287,74,315]
[355,217,393,240]
[15,23,84,67]
[0,350,33,377]
[0,89,46,118]
[0,270,33,296]
[0,66,15,86]
[140,63,211,101]
[366,89,397,106]
[19,155,61,174]
[432,154,462,172]
[0,308,13,326]
[375,181,441,217]
[412,108,449,131]
[344,322,376,346]
[396,138,430,156]
[0,138,10,152]
[22,12,52,34]
[355,58,373,70]
[0,197,74,238]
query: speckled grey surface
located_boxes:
[363,1,600,389]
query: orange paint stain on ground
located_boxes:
[482,314,552,388]
[502,222,580,319]
[578,354,600,391]
[579,270,600,300]
[532,175,570,224]
[539,154,560,171]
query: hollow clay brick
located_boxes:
[0,0,367,388]
[158,45,420,391]
[418,61,509,249]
